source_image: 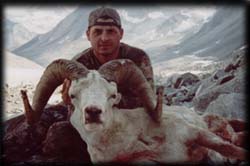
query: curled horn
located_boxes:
[98,59,162,122]
[21,59,89,125]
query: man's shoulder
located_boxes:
[71,48,101,69]
[120,43,150,64]
[120,43,147,57]
[71,48,92,61]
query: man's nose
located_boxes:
[100,32,109,41]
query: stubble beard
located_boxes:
[98,45,119,57]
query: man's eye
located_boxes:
[93,29,102,35]
[107,29,115,34]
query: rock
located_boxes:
[174,72,200,89]
[224,48,246,73]
[164,73,181,88]
[193,47,246,114]
[163,73,201,107]
[204,93,246,120]
[14,101,20,104]
[2,104,70,163]
[218,75,235,85]
[213,69,227,80]
[193,70,245,113]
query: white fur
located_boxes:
[69,71,245,163]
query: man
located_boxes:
[62,7,159,122]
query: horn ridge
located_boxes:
[23,59,89,124]
[99,59,158,120]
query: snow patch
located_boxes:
[153,54,216,78]
[148,11,164,19]
[193,47,209,55]
[118,10,146,23]
[174,50,180,54]
[215,40,221,44]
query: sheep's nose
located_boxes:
[85,106,102,118]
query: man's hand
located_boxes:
[61,79,71,105]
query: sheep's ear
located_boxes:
[61,79,72,105]
[114,93,121,105]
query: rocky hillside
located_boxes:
[160,46,246,121]
[151,6,245,64]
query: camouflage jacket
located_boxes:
[71,42,154,108]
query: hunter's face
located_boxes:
[87,25,123,58]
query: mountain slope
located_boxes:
[4,19,37,50]
[152,6,245,64]
[13,6,95,66]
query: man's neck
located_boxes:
[94,47,120,64]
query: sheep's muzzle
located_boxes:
[84,106,103,124]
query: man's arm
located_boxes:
[137,52,155,92]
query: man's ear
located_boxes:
[119,28,124,40]
[86,30,90,41]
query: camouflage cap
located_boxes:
[88,7,121,28]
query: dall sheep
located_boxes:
[21,59,246,164]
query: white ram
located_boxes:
[21,59,246,164]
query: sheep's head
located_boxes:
[69,71,121,131]
[21,59,158,129]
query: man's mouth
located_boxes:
[99,46,110,49]
[99,43,112,48]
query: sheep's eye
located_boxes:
[70,94,76,99]
[109,94,116,99]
